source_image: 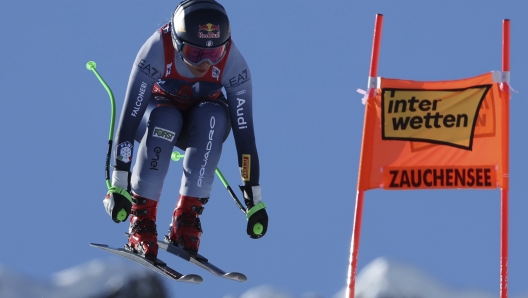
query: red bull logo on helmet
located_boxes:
[198,23,221,38]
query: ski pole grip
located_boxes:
[117,209,128,222]
[253,222,264,235]
[107,186,133,223]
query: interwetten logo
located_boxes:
[153,127,176,142]
[381,86,491,150]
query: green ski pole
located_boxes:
[86,61,132,222]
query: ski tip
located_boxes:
[89,243,108,248]
[181,274,204,284]
[223,272,247,282]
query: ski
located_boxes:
[158,236,247,282]
[89,243,203,284]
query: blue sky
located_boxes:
[1,0,528,297]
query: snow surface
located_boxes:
[0,259,167,298]
[353,257,495,298]
[2,257,527,298]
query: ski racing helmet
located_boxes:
[171,0,231,66]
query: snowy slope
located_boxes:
[353,257,496,298]
[2,257,527,298]
[0,259,168,298]
[224,257,528,298]
[334,257,528,298]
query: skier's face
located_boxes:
[184,60,211,77]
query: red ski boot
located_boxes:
[168,195,208,254]
[126,195,159,260]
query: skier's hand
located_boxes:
[240,185,268,239]
[247,206,268,239]
[103,170,133,223]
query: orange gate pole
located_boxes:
[346,13,383,298]
[500,18,510,298]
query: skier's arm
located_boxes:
[223,43,260,187]
[114,31,165,173]
[223,43,267,239]
[103,31,164,223]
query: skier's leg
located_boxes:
[128,104,184,259]
[169,100,230,253]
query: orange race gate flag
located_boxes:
[346,15,511,298]
[359,72,505,191]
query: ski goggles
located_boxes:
[181,42,228,66]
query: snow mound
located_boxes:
[354,257,495,298]
[0,259,168,298]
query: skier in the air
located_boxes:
[102,0,268,260]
